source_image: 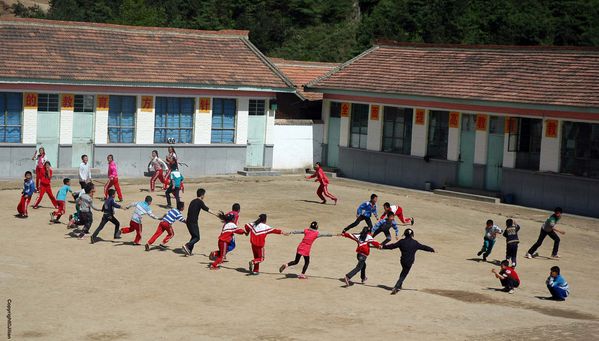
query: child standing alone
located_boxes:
[17,171,35,218]
[503,219,520,267]
[279,221,334,279]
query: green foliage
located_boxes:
[11,0,599,62]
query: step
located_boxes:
[237,170,281,177]
[243,166,271,172]
[50,168,107,180]
[433,189,500,204]
[444,186,501,198]
[305,169,337,178]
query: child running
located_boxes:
[148,150,168,192]
[74,184,102,238]
[145,201,186,251]
[371,211,399,246]
[32,161,58,209]
[503,219,520,267]
[209,203,241,260]
[17,171,35,218]
[31,147,46,191]
[121,196,160,245]
[305,162,337,204]
[279,221,334,279]
[381,228,435,294]
[546,266,570,301]
[209,212,246,269]
[342,194,378,233]
[477,219,503,262]
[526,207,565,259]
[245,214,288,275]
[165,165,184,208]
[380,202,414,225]
[50,178,73,223]
[492,260,520,294]
[104,154,123,202]
[90,189,125,243]
[342,226,381,286]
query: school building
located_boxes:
[306,42,599,217]
[0,18,298,178]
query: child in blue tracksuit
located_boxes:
[371,211,399,245]
[17,171,36,218]
[546,266,570,301]
[477,219,502,261]
[343,193,378,233]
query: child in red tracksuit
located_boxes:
[17,171,35,218]
[343,226,381,286]
[306,162,337,204]
[244,214,288,275]
[210,212,247,269]
[32,161,58,209]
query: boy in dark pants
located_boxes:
[91,189,124,243]
[342,194,378,233]
[165,166,184,208]
[382,228,435,294]
[74,184,102,238]
[503,219,520,267]
[492,260,520,294]
[477,219,502,261]
[182,188,217,256]
[526,207,565,259]
[371,212,399,246]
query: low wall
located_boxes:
[272,120,316,170]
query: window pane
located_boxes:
[180,129,192,143]
[180,112,193,128]
[121,128,134,143]
[330,102,341,118]
[121,113,134,127]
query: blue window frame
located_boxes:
[108,96,136,143]
[0,92,22,143]
[211,98,236,143]
[154,97,194,143]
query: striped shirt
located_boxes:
[127,201,158,224]
[162,208,185,224]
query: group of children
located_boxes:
[477,207,571,300]
[16,154,572,300]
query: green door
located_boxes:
[458,114,476,187]
[71,95,95,167]
[37,114,60,167]
[486,116,504,191]
[246,114,266,167]
[327,117,340,168]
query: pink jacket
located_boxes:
[294,228,333,256]
[108,161,118,178]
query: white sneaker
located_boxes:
[525,253,533,259]
[508,289,515,294]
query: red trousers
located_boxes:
[121,220,143,244]
[52,200,66,219]
[147,221,174,245]
[211,240,229,268]
[395,207,412,225]
[33,184,57,208]
[317,183,337,201]
[104,176,123,201]
[251,244,265,273]
[17,195,31,215]
[35,166,43,191]
[150,169,166,192]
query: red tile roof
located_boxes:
[0,18,294,91]
[270,58,338,101]
[307,42,599,109]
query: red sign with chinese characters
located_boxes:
[415,108,425,125]
[97,95,109,110]
[199,97,211,112]
[545,119,558,138]
[370,105,380,120]
[61,94,74,110]
[340,103,350,117]
[476,114,488,131]
[449,112,460,128]
[141,96,153,112]
[24,93,37,109]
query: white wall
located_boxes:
[312,122,324,164]
[539,119,561,172]
[236,97,249,145]
[272,124,314,169]
[135,95,155,144]
[411,109,428,157]
[366,104,383,151]
[194,97,211,144]
[59,95,73,145]
[22,95,37,144]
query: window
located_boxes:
[154,97,194,143]
[330,102,341,118]
[561,121,599,178]
[508,117,542,170]
[382,106,412,154]
[350,103,368,149]
[211,98,236,143]
[0,92,22,143]
[74,95,94,113]
[38,94,59,112]
[108,96,136,143]
[427,110,449,159]
[249,99,266,116]
[489,116,504,134]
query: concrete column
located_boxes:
[22,92,38,144]
[265,98,276,145]
[135,95,155,144]
[410,108,428,157]
[502,117,516,168]
[474,116,489,165]
[59,94,74,145]
[194,97,211,144]
[366,104,382,151]
[236,97,249,145]
[322,99,330,144]
[539,118,561,172]
[447,112,460,161]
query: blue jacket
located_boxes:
[22,179,36,196]
[372,219,399,237]
[547,274,570,295]
[356,201,377,218]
